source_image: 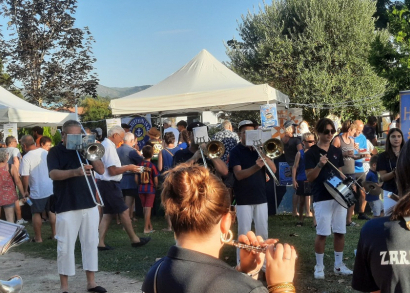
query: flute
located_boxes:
[225,240,267,253]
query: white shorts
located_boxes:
[368,199,383,216]
[313,199,347,236]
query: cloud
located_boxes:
[155,29,193,35]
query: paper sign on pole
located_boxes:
[260,104,278,128]
[3,123,18,140]
[106,118,121,132]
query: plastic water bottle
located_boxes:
[26,198,33,206]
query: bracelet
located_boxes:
[316,163,323,169]
[267,282,296,292]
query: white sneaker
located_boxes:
[16,219,28,225]
[314,265,325,279]
[334,263,353,275]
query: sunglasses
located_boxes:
[323,129,336,135]
[304,140,315,143]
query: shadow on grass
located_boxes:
[14,214,365,292]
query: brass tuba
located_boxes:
[263,138,284,159]
[0,275,23,293]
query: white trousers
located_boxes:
[236,203,268,264]
[55,206,99,276]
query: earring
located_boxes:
[220,230,233,244]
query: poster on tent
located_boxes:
[271,108,303,138]
[260,104,278,128]
[3,123,18,140]
[400,90,410,142]
[106,118,121,132]
[278,162,292,186]
[129,116,152,150]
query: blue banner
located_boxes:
[129,116,152,150]
[260,104,278,128]
[400,91,410,142]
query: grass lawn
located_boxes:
[14,213,367,292]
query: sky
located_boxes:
[74,0,265,87]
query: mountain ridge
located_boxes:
[97,84,152,99]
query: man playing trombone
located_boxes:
[229,120,277,266]
[173,122,228,177]
[47,120,107,293]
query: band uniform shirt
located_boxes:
[142,246,269,293]
[283,136,302,166]
[20,148,53,199]
[376,151,398,194]
[354,133,367,173]
[212,129,240,164]
[352,217,410,293]
[138,160,159,194]
[304,144,344,203]
[47,142,96,213]
[117,144,143,190]
[229,143,267,205]
[95,138,122,182]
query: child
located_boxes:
[365,155,383,217]
[136,145,159,233]
[292,132,316,226]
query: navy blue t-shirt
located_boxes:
[173,148,214,172]
[47,142,96,213]
[365,169,379,202]
[229,144,267,205]
[304,144,344,203]
[376,151,398,194]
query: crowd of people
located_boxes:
[0,114,407,293]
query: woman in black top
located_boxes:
[376,128,404,213]
[142,163,297,293]
[352,139,410,293]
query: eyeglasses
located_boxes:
[304,140,315,143]
[323,129,336,135]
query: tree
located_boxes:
[0,59,23,98]
[370,0,410,114]
[226,0,387,123]
[81,96,112,122]
[0,0,98,107]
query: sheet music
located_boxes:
[193,126,210,144]
[245,130,262,146]
[0,221,18,248]
[261,129,273,143]
[0,220,27,255]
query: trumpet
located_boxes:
[253,138,283,185]
[198,140,225,168]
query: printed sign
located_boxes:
[3,123,18,140]
[129,116,152,150]
[106,118,121,132]
[193,126,209,144]
[400,90,410,142]
[260,104,278,128]
[278,162,292,186]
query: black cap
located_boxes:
[121,123,131,129]
[187,122,206,132]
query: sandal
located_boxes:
[346,221,360,227]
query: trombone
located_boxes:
[252,138,283,185]
[66,129,105,207]
[197,140,226,168]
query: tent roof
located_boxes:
[110,49,289,116]
[0,86,76,127]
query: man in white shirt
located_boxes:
[20,135,55,242]
[96,126,151,250]
[163,119,180,142]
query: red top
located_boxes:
[0,164,18,206]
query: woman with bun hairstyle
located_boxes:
[142,163,297,293]
[352,139,410,293]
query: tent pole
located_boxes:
[274,180,278,215]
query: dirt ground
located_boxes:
[1,252,143,293]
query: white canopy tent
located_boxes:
[0,86,76,127]
[110,49,289,116]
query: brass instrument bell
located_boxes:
[263,138,284,159]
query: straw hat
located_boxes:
[147,127,160,139]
